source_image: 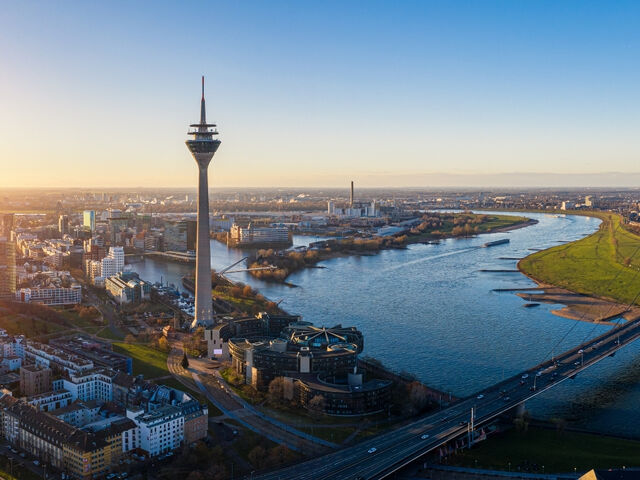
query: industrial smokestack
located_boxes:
[350,181,354,207]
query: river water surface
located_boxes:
[131,212,640,438]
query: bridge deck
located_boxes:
[253,316,640,480]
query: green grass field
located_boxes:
[112,342,169,379]
[451,427,640,472]
[519,213,640,304]
[112,343,224,415]
[54,307,103,329]
[96,326,125,341]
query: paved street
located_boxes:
[0,442,55,479]
[166,340,333,455]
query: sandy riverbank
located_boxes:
[514,284,640,324]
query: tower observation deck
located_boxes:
[186,77,221,328]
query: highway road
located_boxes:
[254,316,640,480]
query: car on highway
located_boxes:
[367,447,377,454]
[521,374,529,379]
[476,394,484,399]
[421,434,430,440]
[503,396,511,402]
[578,349,584,354]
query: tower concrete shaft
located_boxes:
[350,181,354,208]
[186,77,221,328]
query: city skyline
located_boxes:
[3,1,640,188]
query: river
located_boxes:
[130,212,640,438]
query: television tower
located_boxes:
[186,77,221,328]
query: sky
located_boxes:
[1,0,640,188]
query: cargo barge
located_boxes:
[482,238,510,248]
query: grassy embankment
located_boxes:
[0,313,66,337]
[113,342,170,378]
[96,327,124,341]
[113,342,223,416]
[451,427,640,472]
[55,306,105,334]
[519,212,640,305]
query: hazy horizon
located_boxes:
[3,1,640,189]
[4,172,640,190]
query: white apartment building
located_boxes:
[122,423,140,452]
[86,260,103,282]
[229,223,290,246]
[28,390,73,412]
[17,284,82,306]
[109,247,125,273]
[126,406,184,456]
[100,257,116,278]
[98,246,125,279]
[24,342,94,374]
[0,335,25,359]
[60,370,113,402]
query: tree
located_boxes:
[266,444,296,468]
[267,377,285,405]
[308,394,326,420]
[408,381,431,414]
[248,445,267,469]
[181,352,189,369]
[157,336,170,353]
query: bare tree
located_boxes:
[267,377,285,405]
[308,395,326,420]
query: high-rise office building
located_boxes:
[0,236,16,301]
[58,215,69,235]
[185,77,221,329]
[1,213,14,238]
[83,210,96,233]
[109,216,128,245]
[164,220,197,252]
